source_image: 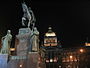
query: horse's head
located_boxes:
[22,2,28,13]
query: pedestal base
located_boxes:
[16,28,31,56]
[27,52,39,68]
[8,56,27,68]
[0,54,8,68]
[8,52,39,68]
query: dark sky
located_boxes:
[0,0,90,47]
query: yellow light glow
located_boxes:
[80,49,84,53]
[85,42,90,46]
[45,32,56,37]
[10,48,15,51]
[50,59,53,62]
[19,64,22,68]
[69,55,73,59]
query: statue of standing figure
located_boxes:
[22,2,36,28]
[0,30,12,54]
[29,27,39,52]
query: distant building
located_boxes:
[44,27,57,47]
[40,27,90,68]
[41,27,62,68]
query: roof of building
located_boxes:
[45,27,56,37]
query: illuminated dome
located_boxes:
[45,27,56,37]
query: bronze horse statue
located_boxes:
[22,2,36,28]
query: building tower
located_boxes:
[41,27,60,68]
[44,27,57,47]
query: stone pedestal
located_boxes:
[8,52,39,68]
[0,54,8,68]
[16,28,31,56]
[8,56,27,68]
[27,52,39,68]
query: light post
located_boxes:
[70,55,73,59]
[79,48,85,68]
[69,55,73,68]
[19,64,22,68]
[69,55,73,62]
[79,49,84,53]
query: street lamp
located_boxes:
[69,55,73,62]
[19,64,22,68]
[50,59,53,62]
[70,55,73,59]
[79,49,84,53]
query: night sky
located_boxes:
[0,0,90,47]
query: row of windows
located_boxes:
[44,43,57,46]
[44,39,57,43]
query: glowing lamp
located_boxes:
[69,55,73,59]
[19,64,22,68]
[80,49,84,53]
[50,59,53,62]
